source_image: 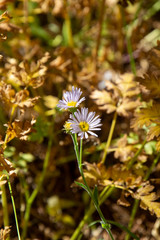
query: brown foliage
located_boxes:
[133,183,160,218]
[91,73,140,117]
[0,147,15,176]
[4,118,36,143]
[0,83,39,110]
[0,226,11,240]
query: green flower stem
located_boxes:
[101,111,117,164]
[72,135,114,240]
[125,152,160,240]
[72,134,80,165]
[127,138,147,170]
[22,120,54,240]
[1,104,17,239]
[1,184,10,239]
[7,175,21,240]
[70,186,114,240]
[79,138,83,167]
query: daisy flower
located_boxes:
[69,108,102,139]
[63,121,72,133]
[57,86,85,110]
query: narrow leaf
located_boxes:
[74,181,88,192]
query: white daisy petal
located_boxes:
[69,107,102,139]
[85,132,88,138]
[87,112,95,122]
[57,86,85,110]
[89,128,101,131]
[88,131,98,137]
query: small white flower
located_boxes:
[57,86,85,110]
[69,108,102,139]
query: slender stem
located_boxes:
[125,199,139,240]
[127,138,147,170]
[72,134,79,165]
[22,201,31,240]
[1,184,10,239]
[101,111,117,164]
[10,105,17,123]
[78,137,92,197]
[23,0,28,27]
[63,0,74,47]
[79,139,83,167]
[94,0,106,71]
[1,104,17,239]
[144,152,160,181]
[70,203,95,240]
[22,119,54,239]
[120,6,136,75]
[126,35,136,75]
[7,175,21,240]
[94,203,114,240]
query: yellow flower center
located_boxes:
[67,101,77,107]
[79,122,89,132]
[64,121,72,131]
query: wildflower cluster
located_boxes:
[57,87,115,239]
[57,86,102,139]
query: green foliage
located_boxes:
[29,116,51,143]
[144,141,156,155]
[15,152,35,169]
[4,146,15,158]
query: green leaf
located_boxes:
[144,141,156,155]
[19,153,35,162]
[127,132,139,144]
[106,220,140,240]
[15,152,35,170]
[74,181,88,192]
[4,146,16,158]
[30,24,52,45]
[88,220,101,227]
